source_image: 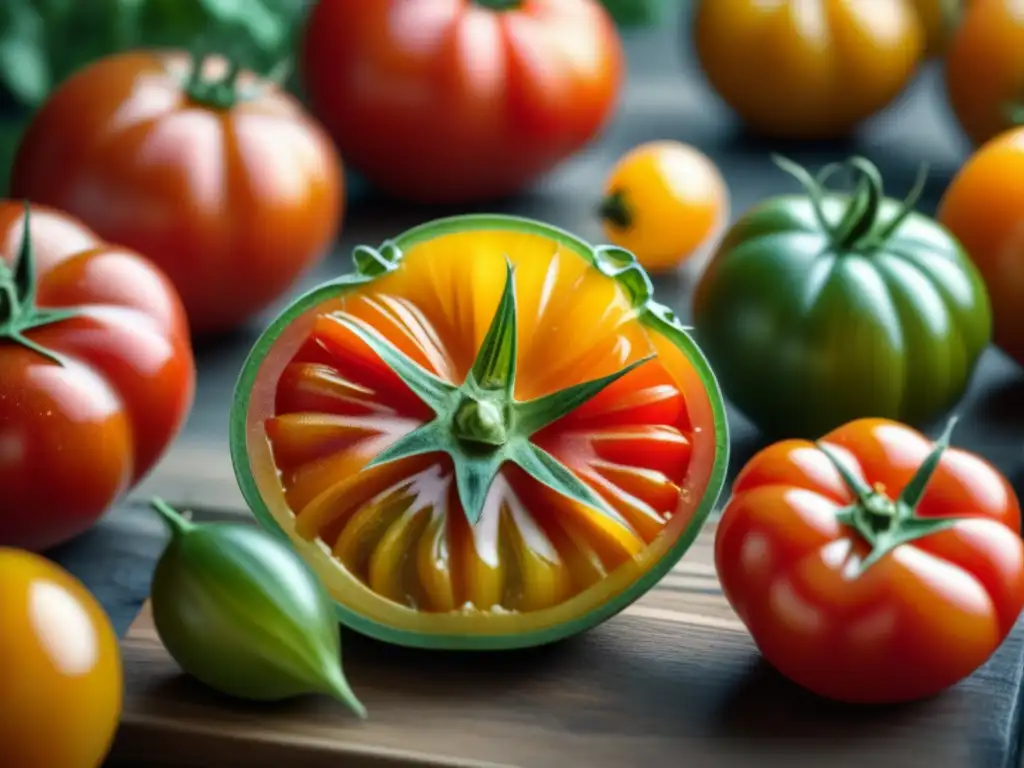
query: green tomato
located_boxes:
[692,155,992,439]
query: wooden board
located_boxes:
[107,514,1024,768]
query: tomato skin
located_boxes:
[937,128,1024,367]
[300,0,623,204]
[692,181,991,439]
[693,0,924,139]
[0,548,122,768]
[0,202,194,551]
[10,51,342,335]
[945,0,1024,148]
[716,418,1024,704]
[599,141,729,273]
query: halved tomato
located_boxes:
[230,215,728,649]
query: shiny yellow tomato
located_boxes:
[598,141,729,273]
[693,0,925,139]
[0,549,122,768]
[914,0,965,57]
[945,0,1024,148]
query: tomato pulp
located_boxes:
[231,215,728,649]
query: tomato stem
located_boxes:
[816,416,965,575]
[151,497,195,538]
[183,46,271,111]
[598,190,633,230]
[473,0,523,10]
[831,157,884,250]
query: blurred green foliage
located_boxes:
[0,0,670,194]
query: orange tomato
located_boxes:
[945,0,1024,147]
[716,418,1024,704]
[693,0,925,139]
[598,141,729,273]
[937,126,1024,366]
[0,549,122,767]
[11,51,342,334]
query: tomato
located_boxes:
[230,214,729,649]
[692,155,991,439]
[0,201,194,551]
[0,548,122,767]
[10,51,342,335]
[946,0,1024,148]
[716,417,1024,704]
[693,0,925,139]
[937,127,1024,366]
[598,141,729,273]
[914,0,965,57]
[300,0,623,205]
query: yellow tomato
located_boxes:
[598,141,729,273]
[0,549,122,768]
[945,0,1024,147]
[693,0,925,139]
[913,0,966,56]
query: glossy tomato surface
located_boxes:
[231,215,729,649]
[693,0,924,139]
[11,51,342,334]
[599,140,729,273]
[716,418,1024,704]
[0,549,122,768]
[938,127,1024,366]
[300,0,623,204]
[946,0,1024,147]
[0,202,194,550]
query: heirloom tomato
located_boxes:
[0,549,122,768]
[693,155,991,439]
[10,51,342,335]
[230,215,729,649]
[693,0,924,139]
[716,417,1024,704]
[937,126,1024,366]
[598,141,729,273]
[0,202,194,551]
[300,0,623,205]
[945,0,1024,147]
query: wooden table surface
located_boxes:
[41,7,1024,767]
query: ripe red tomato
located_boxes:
[715,417,1024,704]
[300,0,624,204]
[0,201,194,551]
[11,51,342,334]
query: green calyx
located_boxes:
[149,498,366,718]
[336,258,652,526]
[182,44,289,111]
[0,202,77,365]
[815,417,964,576]
[473,0,522,10]
[597,189,633,230]
[772,154,930,253]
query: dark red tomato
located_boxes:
[0,202,195,551]
[301,0,624,204]
[11,51,342,335]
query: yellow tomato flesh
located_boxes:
[600,141,729,273]
[0,549,122,768]
[241,228,719,639]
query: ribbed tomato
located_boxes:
[0,201,194,550]
[231,215,728,649]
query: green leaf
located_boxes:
[897,416,958,512]
[331,313,456,411]
[468,258,517,394]
[454,452,505,526]
[599,0,671,27]
[0,0,50,103]
[510,441,628,528]
[514,355,653,436]
[363,420,447,471]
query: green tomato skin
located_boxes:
[151,522,350,702]
[692,194,992,439]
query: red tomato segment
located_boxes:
[300,0,623,204]
[715,417,1024,704]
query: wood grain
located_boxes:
[108,513,1024,768]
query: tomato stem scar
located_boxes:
[815,416,965,575]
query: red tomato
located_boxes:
[715,417,1024,704]
[300,0,624,204]
[10,51,342,335]
[0,201,195,551]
